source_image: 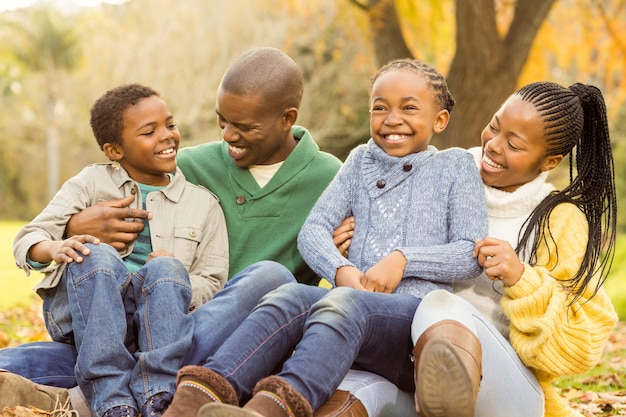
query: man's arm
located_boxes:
[66,195,151,251]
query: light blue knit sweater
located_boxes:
[297,140,488,299]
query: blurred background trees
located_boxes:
[0,0,625,226]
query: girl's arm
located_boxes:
[501,203,618,376]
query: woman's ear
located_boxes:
[541,154,564,172]
[433,110,450,134]
[103,143,123,161]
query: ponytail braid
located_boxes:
[515,82,616,304]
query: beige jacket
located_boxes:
[13,163,229,311]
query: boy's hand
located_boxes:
[66,196,151,251]
[473,237,524,287]
[146,249,174,263]
[335,265,366,290]
[30,235,100,265]
[363,250,405,293]
[333,216,355,258]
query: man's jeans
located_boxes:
[0,259,296,402]
[42,243,193,416]
[204,285,421,410]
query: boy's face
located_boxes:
[369,69,448,157]
[215,87,294,168]
[479,95,562,192]
[113,95,180,185]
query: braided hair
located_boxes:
[370,58,455,113]
[515,81,616,304]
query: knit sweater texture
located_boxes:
[459,147,617,417]
[177,126,342,284]
[298,140,488,299]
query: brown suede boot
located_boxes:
[197,375,313,417]
[313,390,367,417]
[0,370,73,412]
[161,366,237,417]
[413,320,482,417]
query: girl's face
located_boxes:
[106,95,180,186]
[479,95,562,192]
[369,69,449,157]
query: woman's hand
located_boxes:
[363,250,405,293]
[473,237,524,287]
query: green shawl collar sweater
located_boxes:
[177,126,342,285]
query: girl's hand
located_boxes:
[363,250,406,293]
[335,265,366,290]
[333,216,355,258]
[474,237,524,287]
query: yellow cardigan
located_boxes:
[501,203,618,417]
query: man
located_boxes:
[0,47,342,417]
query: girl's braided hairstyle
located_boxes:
[515,81,616,304]
[370,58,455,113]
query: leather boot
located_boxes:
[161,366,237,417]
[0,370,72,412]
[198,375,313,417]
[413,320,482,417]
[313,390,368,417]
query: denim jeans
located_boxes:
[42,243,193,416]
[205,285,421,410]
[0,259,296,414]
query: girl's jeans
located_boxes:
[0,259,296,415]
[204,284,421,410]
[43,243,193,416]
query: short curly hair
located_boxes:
[90,83,160,150]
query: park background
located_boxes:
[0,1,625,414]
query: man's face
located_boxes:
[215,89,293,168]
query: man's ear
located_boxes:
[103,143,123,161]
[541,154,564,172]
[433,110,450,134]
[282,107,298,130]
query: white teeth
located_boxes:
[386,134,409,141]
[229,145,246,155]
[483,155,504,169]
[158,148,175,155]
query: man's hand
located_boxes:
[29,235,100,265]
[362,250,406,293]
[333,216,355,258]
[66,195,151,251]
[146,249,174,263]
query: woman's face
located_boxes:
[479,95,562,192]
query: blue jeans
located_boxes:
[0,260,296,407]
[44,243,193,416]
[204,285,420,410]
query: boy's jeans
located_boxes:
[43,243,193,416]
[0,259,297,412]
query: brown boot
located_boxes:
[198,375,313,417]
[161,366,237,417]
[413,320,482,417]
[0,370,73,412]
[313,390,367,417]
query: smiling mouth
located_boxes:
[483,154,504,170]
[229,144,248,155]
[384,134,411,141]
[156,147,176,155]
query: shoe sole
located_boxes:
[416,339,476,417]
[197,403,263,417]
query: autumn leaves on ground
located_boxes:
[1,301,625,417]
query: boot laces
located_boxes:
[50,395,80,417]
